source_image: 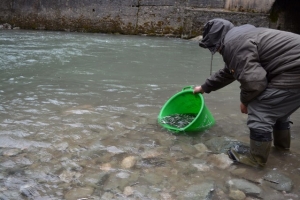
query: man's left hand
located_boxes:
[240,103,248,114]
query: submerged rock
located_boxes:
[121,156,137,169]
[204,137,246,154]
[59,170,81,183]
[19,184,40,199]
[64,187,94,200]
[194,143,209,153]
[2,148,21,157]
[229,189,246,200]
[226,179,262,198]
[263,171,292,192]
[178,182,214,200]
[123,186,134,196]
[207,153,233,169]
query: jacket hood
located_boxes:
[199,18,234,54]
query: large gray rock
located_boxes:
[226,178,262,198]
[204,136,246,154]
[263,171,293,192]
[177,182,215,200]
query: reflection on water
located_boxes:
[0,30,300,199]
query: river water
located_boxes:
[0,30,300,199]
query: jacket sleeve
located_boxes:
[201,66,235,93]
[224,39,268,105]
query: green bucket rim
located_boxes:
[158,86,204,132]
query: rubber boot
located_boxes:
[273,121,291,150]
[227,129,272,168]
[228,139,272,168]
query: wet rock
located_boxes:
[101,192,115,199]
[80,172,109,187]
[180,144,198,155]
[141,149,162,158]
[226,179,262,198]
[230,168,262,184]
[134,185,149,195]
[100,163,113,171]
[213,188,229,200]
[194,143,209,153]
[140,172,164,185]
[121,156,137,169]
[160,192,173,200]
[64,186,94,200]
[61,159,82,171]
[116,171,130,179]
[263,171,292,192]
[54,142,69,151]
[103,172,139,191]
[207,153,233,169]
[1,23,12,29]
[106,146,124,154]
[178,182,214,200]
[2,148,21,157]
[229,189,246,200]
[192,163,210,172]
[0,190,20,200]
[123,186,134,196]
[15,156,33,166]
[97,172,110,186]
[59,170,81,183]
[19,184,40,199]
[177,162,198,176]
[140,157,166,167]
[38,150,53,162]
[204,137,245,154]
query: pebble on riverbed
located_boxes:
[121,156,137,169]
[229,189,246,200]
[207,153,233,169]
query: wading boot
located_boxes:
[273,121,291,150]
[227,129,272,168]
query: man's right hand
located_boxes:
[193,86,204,94]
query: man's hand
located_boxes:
[240,103,248,114]
[193,86,204,94]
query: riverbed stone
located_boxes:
[207,153,233,169]
[204,137,246,154]
[64,186,94,200]
[19,184,40,199]
[121,156,137,169]
[177,182,214,200]
[230,168,262,184]
[2,148,21,157]
[226,179,262,198]
[140,172,164,185]
[229,189,246,200]
[59,170,81,183]
[103,172,139,191]
[123,186,134,196]
[194,143,209,153]
[192,163,210,172]
[263,171,292,192]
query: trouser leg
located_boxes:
[247,88,300,133]
[228,88,300,167]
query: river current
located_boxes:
[0,30,300,199]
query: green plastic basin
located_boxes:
[158,86,215,132]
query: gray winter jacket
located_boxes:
[200,20,300,105]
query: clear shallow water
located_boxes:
[0,30,300,199]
